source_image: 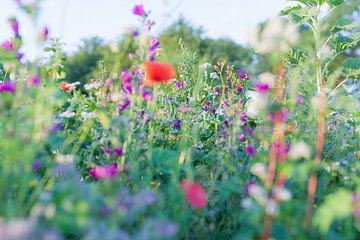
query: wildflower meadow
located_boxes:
[0,0,359,239]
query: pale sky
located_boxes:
[0,0,289,60]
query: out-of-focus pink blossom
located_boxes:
[0,81,16,93]
[181,179,207,209]
[89,162,119,180]
[132,4,144,16]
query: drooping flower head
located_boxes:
[0,81,16,93]
[133,4,145,16]
[89,162,119,180]
[181,179,207,209]
[143,61,176,86]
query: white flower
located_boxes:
[259,72,276,88]
[55,154,75,164]
[265,199,279,217]
[81,111,96,121]
[241,198,254,209]
[311,96,321,111]
[199,63,212,70]
[288,141,311,160]
[84,80,102,90]
[273,187,292,201]
[250,162,267,179]
[247,92,267,118]
[209,72,219,80]
[59,111,75,118]
[248,185,267,206]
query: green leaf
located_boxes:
[280,5,302,16]
[328,0,345,7]
[331,18,359,34]
[284,47,307,66]
[332,34,359,53]
[289,7,318,25]
[313,189,353,233]
[343,58,360,78]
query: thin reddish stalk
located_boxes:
[262,68,286,240]
[304,81,326,227]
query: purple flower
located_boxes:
[176,81,184,88]
[241,112,247,123]
[245,144,255,156]
[211,108,217,114]
[2,41,13,51]
[28,75,40,87]
[17,52,24,61]
[172,120,181,129]
[32,160,42,172]
[134,67,142,78]
[0,81,16,93]
[10,18,20,37]
[89,162,118,180]
[237,69,249,80]
[132,31,139,37]
[132,4,144,16]
[203,101,211,110]
[239,134,247,142]
[236,86,243,93]
[150,38,160,51]
[123,82,132,94]
[102,147,114,156]
[120,70,132,83]
[114,147,123,157]
[238,98,244,105]
[146,20,155,31]
[143,88,153,101]
[148,49,156,61]
[214,88,221,94]
[245,126,254,136]
[119,99,131,112]
[297,94,304,104]
[254,82,269,94]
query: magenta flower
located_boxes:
[40,27,49,41]
[114,147,123,157]
[297,94,304,104]
[176,81,184,88]
[150,38,160,51]
[89,162,119,180]
[132,4,144,16]
[102,147,114,156]
[28,75,41,87]
[2,41,13,51]
[10,18,20,37]
[148,49,156,61]
[245,144,255,156]
[239,134,247,142]
[236,86,243,93]
[120,70,132,83]
[0,81,16,93]
[214,88,221,94]
[143,88,153,101]
[119,99,131,112]
[254,82,269,94]
[237,69,249,80]
[173,120,181,129]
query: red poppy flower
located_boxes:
[59,81,72,92]
[181,179,207,209]
[143,61,176,86]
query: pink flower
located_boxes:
[40,27,49,41]
[120,70,132,83]
[0,81,16,93]
[89,162,118,180]
[181,179,207,209]
[10,18,19,37]
[245,144,255,156]
[28,75,40,87]
[132,4,144,16]
[239,134,247,142]
[254,82,269,94]
[2,41,13,51]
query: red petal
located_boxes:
[144,61,176,86]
